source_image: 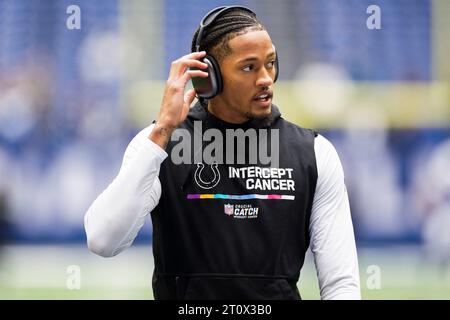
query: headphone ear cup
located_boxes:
[205,55,223,96]
[192,55,223,99]
[274,55,279,83]
[272,45,279,83]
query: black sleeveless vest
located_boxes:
[151,102,318,300]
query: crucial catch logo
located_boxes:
[224,204,259,219]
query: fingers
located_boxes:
[179,69,208,87]
[165,69,208,93]
[169,51,208,79]
[181,51,207,60]
[164,52,208,100]
[169,59,208,79]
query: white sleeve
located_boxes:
[84,124,168,257]
[310,134,361,300]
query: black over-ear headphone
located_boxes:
[191,5,279,99]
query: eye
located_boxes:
[242,65,254,72]
[267,60,276,68]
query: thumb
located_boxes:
[184,88,197,106]
[182,88,197,119]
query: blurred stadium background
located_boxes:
[0,0,449,299]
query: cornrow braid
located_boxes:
[191,8,266,63]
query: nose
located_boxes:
[256,67,274,87]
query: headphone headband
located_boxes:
[195,6,255,52]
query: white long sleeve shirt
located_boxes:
[84,124,361,300]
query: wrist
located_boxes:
[155,121,177,135]
[148,122,175,150]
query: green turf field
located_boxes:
[0,244,449,299]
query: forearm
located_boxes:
[84,128,167,257]
[312,191,361,300]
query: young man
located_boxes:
[84,6,361,300]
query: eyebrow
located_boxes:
[237,51,276,63]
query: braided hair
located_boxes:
[191,8,266,63]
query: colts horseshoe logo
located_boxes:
[194,163,220,189]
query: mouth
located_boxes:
[253,91,273,107]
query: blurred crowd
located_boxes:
[0,1,449,257]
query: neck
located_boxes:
[207,98,249,124]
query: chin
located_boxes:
[251,105,272,119]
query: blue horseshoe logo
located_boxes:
[194,163,220,189]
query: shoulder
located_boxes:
[314,134,340,163]
[314,134,345,189]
